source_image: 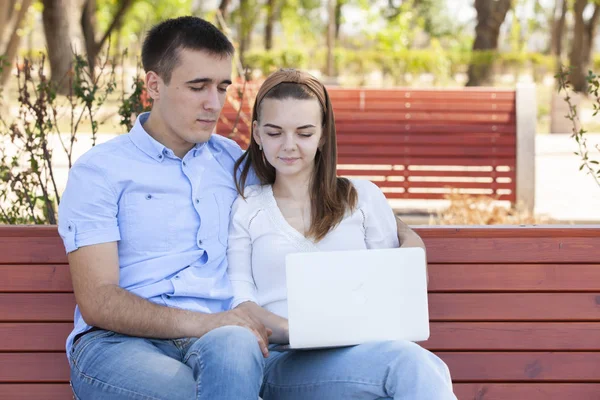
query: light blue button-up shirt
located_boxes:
[58,112,250,357]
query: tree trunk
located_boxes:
[549,0,569,134]
[81,0,133,78]
[466,0,512,87]
[218,0,231,20]
[264,0,276,50]
[238,0,252,66]
[42,0,73,94]
[81,0,97,74]
[569,0,600,93]
[550,0,567,57]
[1,0,33,87]
[335,0,343,40]
[0,0,17,46]
[325,0,336,77]
[582,4,600,66]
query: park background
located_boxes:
[1,0,599,225]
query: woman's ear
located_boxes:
[252,120,262,147]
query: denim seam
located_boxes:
[185,348,204,398]
[264,379,382,389]
[72,368,163,400]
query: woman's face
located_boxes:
[253,97,323,181]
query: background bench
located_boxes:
[2,225,599,399]
[217,85,536,212]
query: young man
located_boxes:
[60,16,446,400]
[60,16,269,399]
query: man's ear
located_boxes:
[145,71,162,101]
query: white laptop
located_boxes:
[273,247,430,351]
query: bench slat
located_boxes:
[336,134,516,146]
[4,322,600,352]
[0,353,69,382]
[424,323,600,350]
[338,145,516,158]
[1,294,75,321]
[338,169,516,179]
[371,180,513,190]
[0,323,72,351]
[331,112,516,124]
[453,383,600,400]
[0,265,72,292]
[2,227,599,265]
[424,237,600,263]
[441,352,600,382]
[0,384,72,399]
[5,293,600,322]
[337,156,516,166]
[6,263,600,293]
[330,101,516,113]
[2,383,599,400]
[4,352,600,383]
[428,264,600,292]
[430,293,600,321]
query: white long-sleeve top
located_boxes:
[226,179,399,318]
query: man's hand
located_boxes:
[211,308,273,357]
[235,301,290,345]
[395,217,428,284]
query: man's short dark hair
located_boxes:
[142,16,234,84]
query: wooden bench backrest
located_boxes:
[2,225,599,399]
[217,87,517,202]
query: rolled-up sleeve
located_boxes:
[356,179,400,249]
[226,195,259,308]
[58,162,120,253]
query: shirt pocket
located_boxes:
[215,190,238,247]
[122,192,175,253]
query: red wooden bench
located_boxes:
[217,85,536,211]
[2,225,599,399]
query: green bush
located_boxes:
[243,48,557,84]
[244,49,308,77]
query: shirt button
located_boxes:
[174,275,180,280]
[198,239,203,246]
[195,199,200,204]
[146,194,152,200]
[182,161,187,167]
[158,154,163,159]
[166,295,171,299]
[67,225,72,231]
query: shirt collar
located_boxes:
[129,112,207,162]
[129,113,169,162]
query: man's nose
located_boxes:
[203,87,220,111]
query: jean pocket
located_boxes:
[71,330,116,367]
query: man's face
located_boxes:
[154,49,233,146]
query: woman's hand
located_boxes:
[236,301,290,344]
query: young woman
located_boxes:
[228,68,456,400]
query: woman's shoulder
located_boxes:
[347,178,383,201]
[232,184,270,212]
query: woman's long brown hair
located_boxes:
[234,69,357,242]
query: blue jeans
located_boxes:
[69,326,265,399]
[70,327,455,399]
[263,341,455,400]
